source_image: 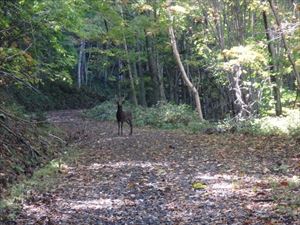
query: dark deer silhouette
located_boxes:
[116,97,132,135]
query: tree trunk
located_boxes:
[137,44,147,106]
[120,5,138,106]
[262,10,282,116]
[145,32,160,104]
[166,0,204,120]
[157,56,166,101]
[268,0,300,89]
[77,40,85,89]
[124,42,138,106]
[82,42,91,86]
[228,64,250,120]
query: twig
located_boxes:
[0,120,19,138]
[252,198,274,202]
[48,133,66,144]
[5,43,32,61]
[0,107,32,124]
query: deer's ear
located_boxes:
[114,95,119,104]
[121,96,125,103]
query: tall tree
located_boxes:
[119,3,138,106]
[262,10,282,116]
[268,0,300,89]
[166,0,204,120]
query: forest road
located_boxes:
[15,110,300,225]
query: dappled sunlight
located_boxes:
[245,201,274,212]
[87,161,170,170]
[20,203,66,223]
[11,112,299,224]
[22,204,49,217]
[15,159,299,224]
[66,198,125,210]
[211,181,234,193]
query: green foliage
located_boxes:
[10,80,106,112]
[192,181,207,190]
[86,101,200,129]
[133,102,198,129]
[281,89,298,107]
[237,109,300,136]
[87,101,300,136]
[85,100,116,121]
[1,0,299,124]
[221,44,268,76]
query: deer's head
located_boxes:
[115,96,125,108]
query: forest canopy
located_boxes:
[0,0,300,119]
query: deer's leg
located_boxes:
[127,120,132,135]
[118,121,120,135]
[121,121,123,135]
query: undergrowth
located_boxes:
[86,101,200,130]
[86,100,300,136]
[0,146,80,222]
[0,100,70,222]
[236,109,300,136]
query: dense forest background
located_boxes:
[1,0,299,119]
[1,1,300,223]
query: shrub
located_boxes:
[85,101,116,121]
[86,101,300,136]
[86,101,199,129]
[235,109,300,136]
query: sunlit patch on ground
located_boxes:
[66,198,125,210]
[88,161,170,170]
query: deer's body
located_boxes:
[116,98,132,135]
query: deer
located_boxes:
[116,96,133,135]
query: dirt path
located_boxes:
[15,110,299,224]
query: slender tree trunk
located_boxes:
[143,2,166,103]
[123,39,138,106]
[167,0,204,120]
[228,64,250,120]
[137,44,146,106]
[137,61,146,106]
[117,59,123,96]
[157,56,166,101]
[119,5,138,106]
[262,10,282,116]
[268,0,300,89]
[77,40,85,88]
[145,32,159,104]
[82,42,90,86]
[167,70,175,102]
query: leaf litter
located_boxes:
[10,110,300,224]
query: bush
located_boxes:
[235,109,300,136]
[86,101,300,136]
[86,101,200,129]
[85,101,116,121]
